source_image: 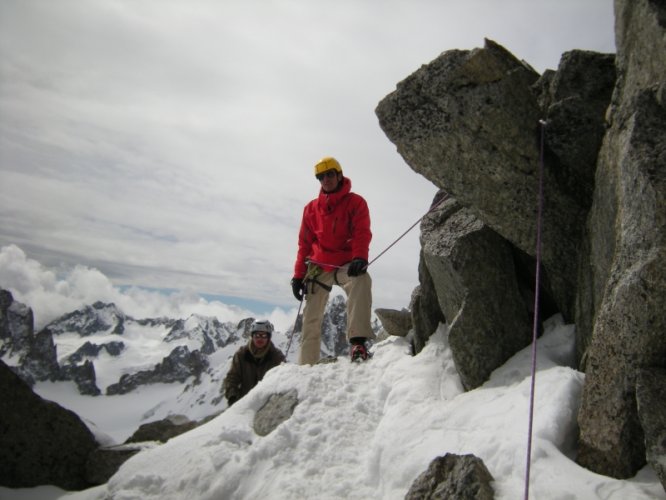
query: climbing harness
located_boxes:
[284,263,330,358]
[303,262,333,294]
[284,190,450,359]
[524,119,547,500]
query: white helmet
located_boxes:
[250,320,274,337]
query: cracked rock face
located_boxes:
[376,1,665,483]
[0,360,98,490]
[576,0,666,480]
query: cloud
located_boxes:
[0,244,298,331]
[0,1,615,314]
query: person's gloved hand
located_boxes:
[291,278,305,301]
[347,258,368,277]
[227,395,238,406]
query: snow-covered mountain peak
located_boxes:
[1,291,370,443]
[47,302,126,337]
[164,314,241,353]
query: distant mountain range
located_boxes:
[1,288,377,428]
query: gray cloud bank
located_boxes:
[0,1,615,313]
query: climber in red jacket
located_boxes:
[291,156,375,364]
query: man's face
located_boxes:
[252,331,269,348]
[316,169,341,192]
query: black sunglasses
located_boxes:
[316,170,338,181]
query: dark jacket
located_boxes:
[223,341,285,405]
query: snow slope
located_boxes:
[10,315,660,500]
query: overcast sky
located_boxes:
[0,0,616,315]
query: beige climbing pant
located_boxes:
[298,264,375,365]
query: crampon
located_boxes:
[350,344,370,362]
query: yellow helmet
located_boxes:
[314,156,342,176]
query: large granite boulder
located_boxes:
[533,50,615,212]
[576,0,666,479]
[0,360,98,490]
[420,197,532,390]
[374,308,412,337]
[376,39,607,324]
[375,38,613,392]
[405,453,494,500]
[374,1,665,484]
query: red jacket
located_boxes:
[294,176,372,278]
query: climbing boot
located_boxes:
[350,343,369,362]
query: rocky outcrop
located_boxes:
[376,0,665,483]
[0,289,12,341]
[532,50,615,213]
[16,327,60,384]
[420,197,533,390]
[575,0,666,479]
[58,341,125,396]
[405,453,495,500]
[636,368,666,490]
[376,40,613,325]
[374,308,412,337]
[0,289,34,353]
[85,444,146,486]
[85,392,301,485]
[164,315,240,355]
[86,414,216,485]
[0,290,59,385]
[376,39,612,390]
[106,346,209,395]
[410,250,446,353]
[0,359,98,490]
[47,301,127,337]
[125,414,198,444]
[254,390,299,436]
[65,340,126,363]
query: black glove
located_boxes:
[347,258,368,277]
[227,395,238,406]
[291,278,305,301]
